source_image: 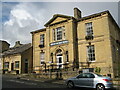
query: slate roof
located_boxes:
[2,43,32,56]
[0,40,10,46]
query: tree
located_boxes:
[95,67,101,74]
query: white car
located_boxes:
[66,73,113,90]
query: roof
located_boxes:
[0,40,10,46]
[2,43,32,56]
[78,10,119,29]
[31,10,120,34]
[44,14,74,27]
[31,28,46,34]
[78,10,109,21]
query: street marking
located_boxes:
[8,79,37,85]
[34,79,44,82]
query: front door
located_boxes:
[25,63,28,73]
[11,63,14,71]
[24,59,28,73]
[56,55,63,69]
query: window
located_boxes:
[4,62,9,68]
[40,52,45,64]
[53,26,65,41]
[63,26,66,40]
[86,73,95,78]
[85,22,93,36]
[56,27,62,40]
[112,45,116,62]
[40,34,45,46]
[25,59,28,63]
[87,45,95,62]
[77,73,95,78]
[53,29,56,41]
[15,61,19,68]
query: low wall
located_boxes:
[28,70,79,80]
[113,78,120,85]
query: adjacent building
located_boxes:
[31,8,120,78]
[0,40,10,72]
[0,40,10,52]
[2,41,33,74]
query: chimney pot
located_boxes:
[14,41,22,47]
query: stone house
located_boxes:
[2,41,33,74]
[0,40,10,72]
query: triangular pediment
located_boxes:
[50,17,67,25]
[44,14,73,27]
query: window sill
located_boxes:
[87,61,96,63]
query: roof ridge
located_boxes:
[2,43,32,56]
[78,10,109,21]
[53,14,73,18]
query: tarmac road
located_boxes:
[2,74,120,90]
[2,74,66,89]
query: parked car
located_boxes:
[66,72,113,90]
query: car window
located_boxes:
[96,74,103,77]
[77,73,86,78]
[77,74,83,78]
[77,73,95,78]
[86,73,95,78]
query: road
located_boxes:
[2,75,66,89]
[2,75,120,90]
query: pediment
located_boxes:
[50,17,67,25]
[44,14,73,27]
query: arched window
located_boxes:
[56,49,62,55]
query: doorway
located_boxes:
[56,54,63,69]
[11,63,14,71]
[24,59,28,73]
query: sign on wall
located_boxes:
[50,40,69,46]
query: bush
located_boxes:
[95,67,101,74]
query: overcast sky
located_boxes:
[1,0,120,47]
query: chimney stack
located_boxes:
[74,7,81,20]
[14,41,22,47]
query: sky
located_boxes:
[1,0,120,47]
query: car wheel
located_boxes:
[67,81,74,88]
[96,84,105,90]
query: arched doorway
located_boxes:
[56,49,63,69]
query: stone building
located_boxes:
[0,40,10,72]
[31,8,120,78]
[0,40,10,52]
[2,41,33,74]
